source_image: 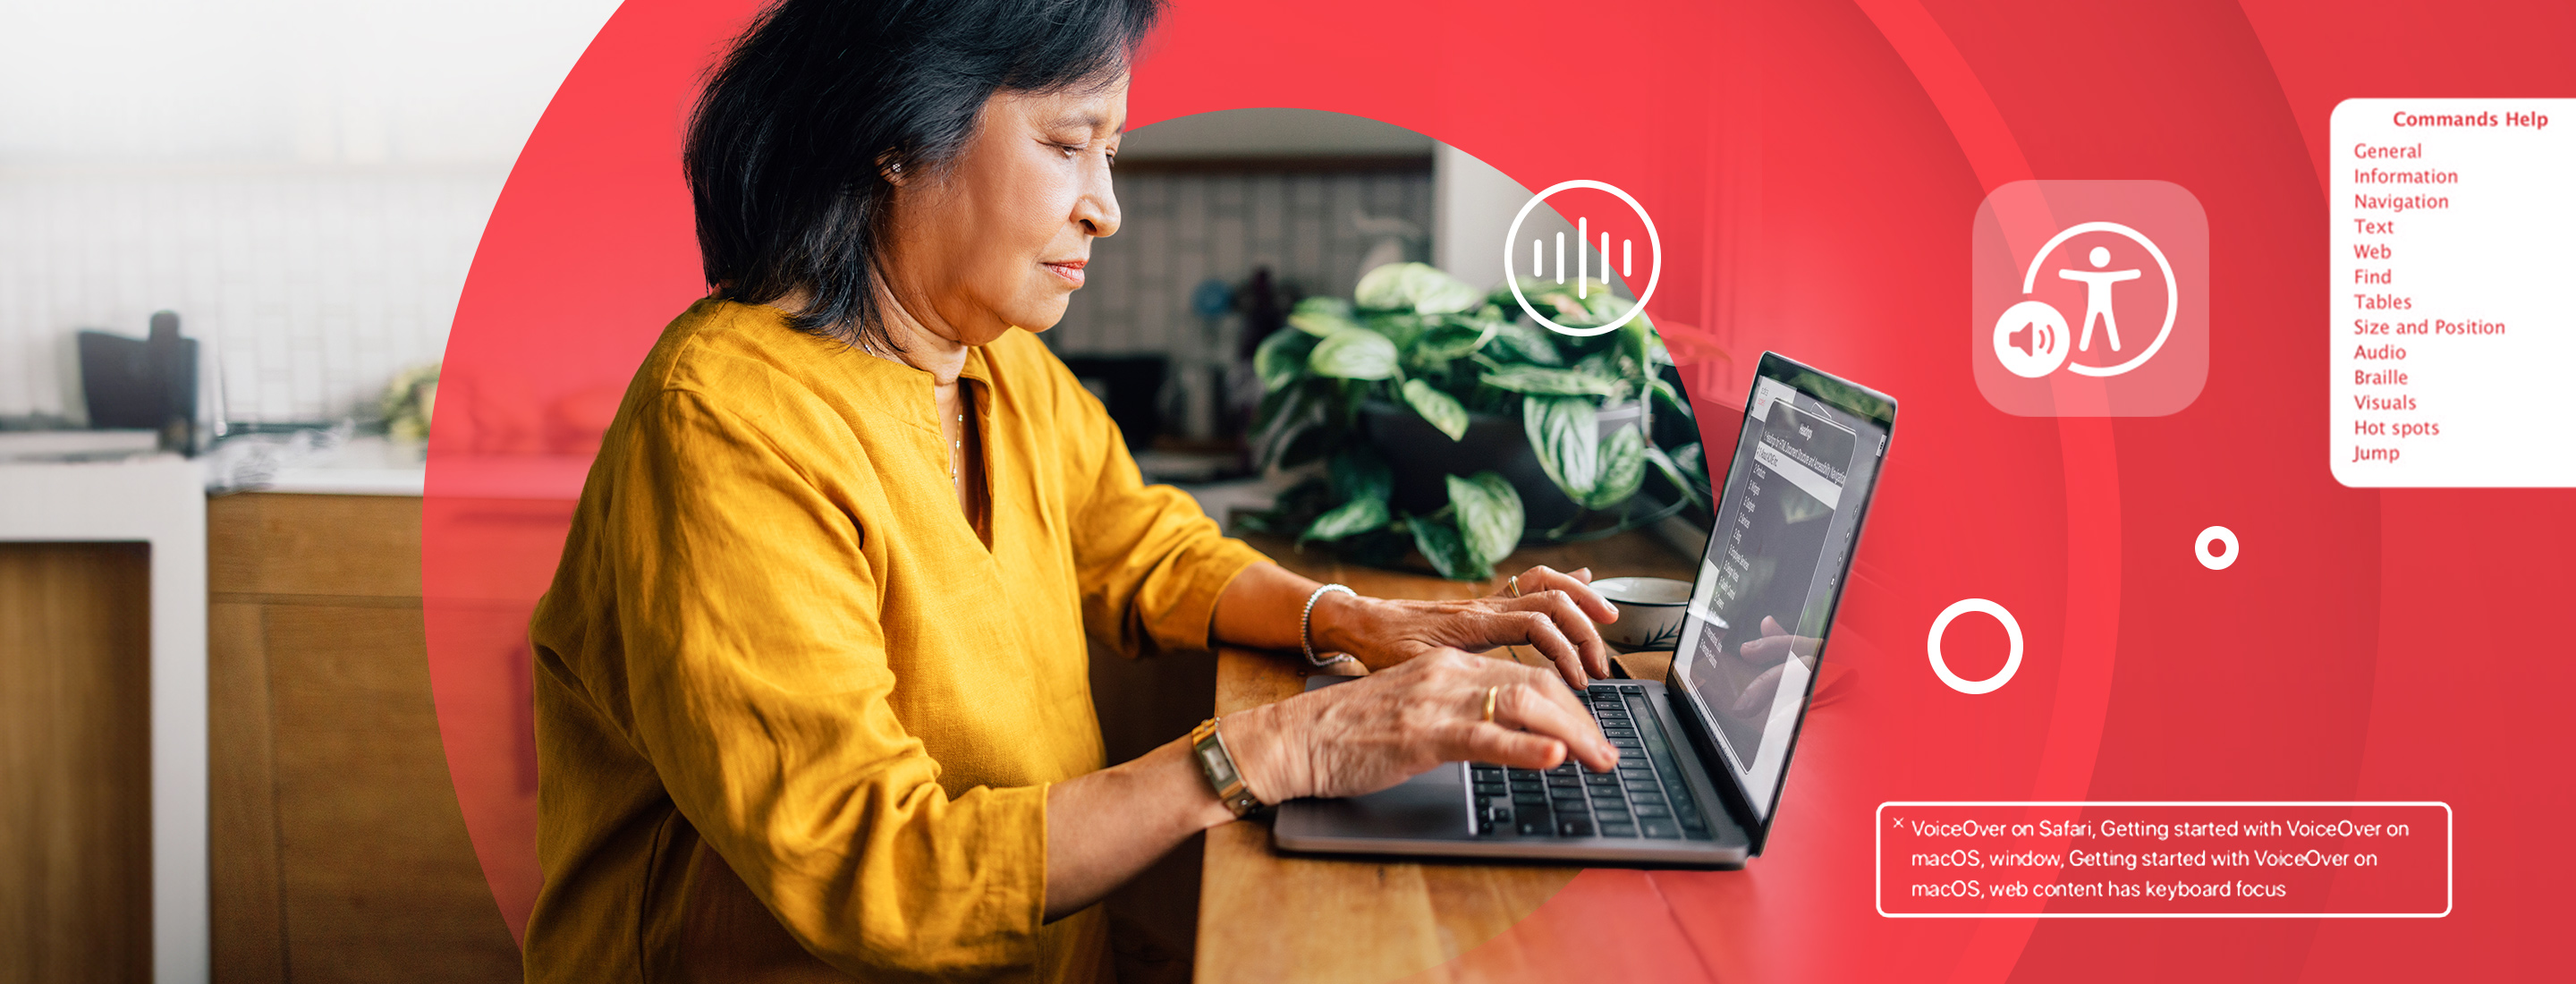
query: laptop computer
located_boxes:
[1273,352,1896,867]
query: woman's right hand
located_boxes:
[1227,649,1620,803]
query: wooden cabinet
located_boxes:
[208,494,520,983]
[0,542,153,984]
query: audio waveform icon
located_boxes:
[1503,179,1662,337]
[1529,216,1638,301]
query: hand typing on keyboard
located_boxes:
[1468,685,1713,840]
[1296,564,1623,689]
[1220,649,1619,806]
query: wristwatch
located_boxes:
[1189,717,1265,818]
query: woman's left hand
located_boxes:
[1311,564,1622,688]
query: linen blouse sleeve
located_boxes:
[604,386,1044,980]
[1051,362,1272,658]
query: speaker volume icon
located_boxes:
[2006,318,2055,358]
[1503,180,1662,337]
[1991,299,2072,378]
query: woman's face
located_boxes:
[882,77,1126,347]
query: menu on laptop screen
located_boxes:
[1669,357,1894,825]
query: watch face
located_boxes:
[1197,743,1239,786]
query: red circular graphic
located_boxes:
[419,2,2573,980]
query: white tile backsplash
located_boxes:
[0,164,504,425]
[0,164,1432,430]
[1045,166,1432,441]
[1047,167,1433,358]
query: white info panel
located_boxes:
[2331,98,2572,488]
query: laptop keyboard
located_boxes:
[1470,683,1713,840]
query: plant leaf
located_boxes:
[1510,278,1622,327]
[1301,495,1390,544]
[1445,471,1524,569]
[1250,383,1309,467]
[1487,319,1564,366]
[1307,329,1400,380]
[1522,395,1599,501]
[1479,365,1626,397]
[1585,284,1632,322]
[1643,442,1705,508]
[1504,276,1612,319]
[1355,262,1482,315]
[1411,318,1494,361]
[1676,441,1708,481]
[1648,377,1693,419]
[1363,311,1428,351]
[1399,378,1470,441]
[1288,297,1360,335]
[1252,381,1335,471]
[1622,315,1655,376]
[1254,327,1318,393]
[1412,274,1484,315]
[1352,263,1417,310]
[1408,513,1491,581]
[1583,425,1648,510]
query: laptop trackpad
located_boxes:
[1277,764,1471,842]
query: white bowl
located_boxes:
[1590,576,1691,651]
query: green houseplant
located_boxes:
[1241,262,1714,580]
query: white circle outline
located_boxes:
[2195,525,2239,571]
[1927,598,2023,695]
[1503,179,1662,338]
[1991,299,2072,378]
[2018,221,2176,377]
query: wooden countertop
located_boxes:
[1196,530,1697,984]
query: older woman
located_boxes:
[521,1,1620,980]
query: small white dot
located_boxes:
[2088,246,2110,267]
[2195,525,2239,571]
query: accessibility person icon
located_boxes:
[2056,246,2140,352]
[1971,181,2209,418]
[1987,220,2179,379]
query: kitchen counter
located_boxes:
[258,437,427,496]
[221,435,591,500]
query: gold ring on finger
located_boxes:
[1507,574,1521,598]
[1482,684,1499,724]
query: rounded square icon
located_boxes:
[1972,181,2207,417]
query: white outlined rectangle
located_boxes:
[2329,98,2576,488]
[1874,801,2453,918]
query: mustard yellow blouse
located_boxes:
[521,300,1267,982]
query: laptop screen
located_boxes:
[1668,352,1894,830]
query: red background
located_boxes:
[424,0,2576,979]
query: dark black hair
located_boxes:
[684,0,1162,351]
